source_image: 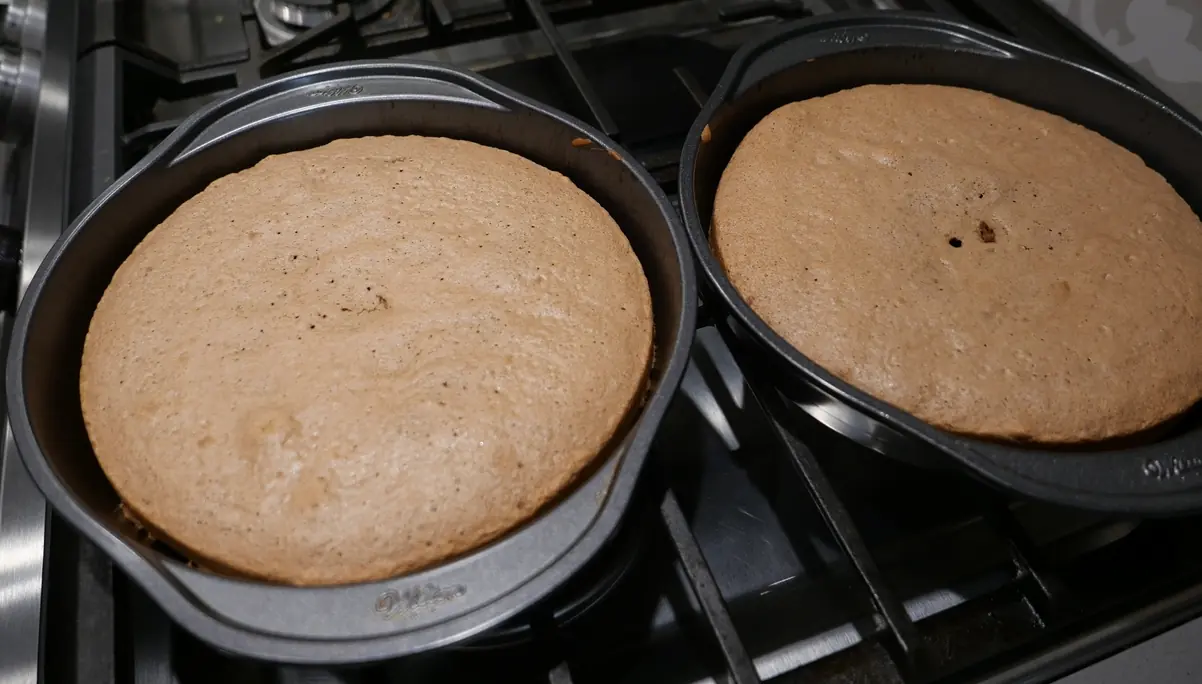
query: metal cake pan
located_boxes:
[7,60,696,663]
[679,12,1202,515]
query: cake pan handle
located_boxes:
[955,436,1202,514]
[171,71,511,164]
[724,13,1020,98]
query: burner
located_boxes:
[256,0,405,45]
[270,0,395,28]
[268,0,338,29]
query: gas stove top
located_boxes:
[5,1,1202,683]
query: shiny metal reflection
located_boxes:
[0,0,75,681]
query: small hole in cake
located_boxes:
[977,221,997,243]
[948,237,962,248]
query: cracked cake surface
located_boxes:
[80,136,653,585]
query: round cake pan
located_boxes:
[679,11,1202,515]
[7,60,696,663]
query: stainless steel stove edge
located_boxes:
[0,0,76,681]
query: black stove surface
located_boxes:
[28,1,1202,683]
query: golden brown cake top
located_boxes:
[80,136,653,585]
[713,84,1202,443]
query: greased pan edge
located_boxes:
[7,60,696,663]
[679,12,1202,514]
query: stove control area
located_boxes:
[0,0,45,142]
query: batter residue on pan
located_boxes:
[713,84,1202,444]
[80,136,653,586]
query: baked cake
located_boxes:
[80,136,653,585]
[712,84,1202,443]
